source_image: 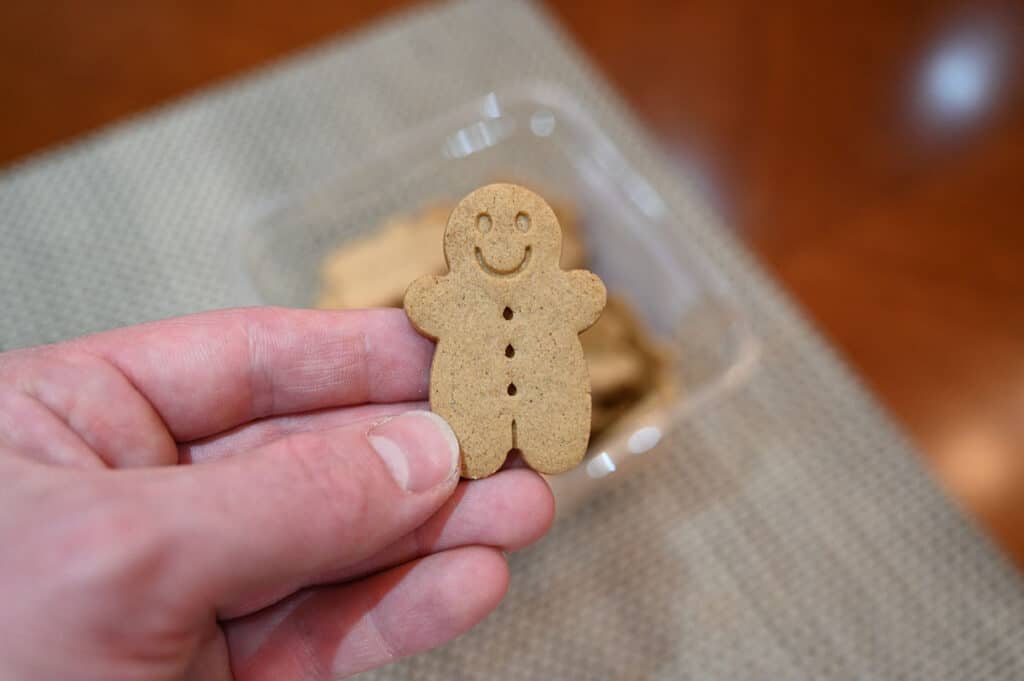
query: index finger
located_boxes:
[70,307,433,441]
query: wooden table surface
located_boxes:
[2,1,1023,567]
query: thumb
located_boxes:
[152,410,460,618]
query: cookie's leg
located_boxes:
[514,391,591,476]
[448,409,513,479]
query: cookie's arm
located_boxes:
[403,275,450,340]
[565,269,607,333]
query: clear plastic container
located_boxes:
[236,82,759,515]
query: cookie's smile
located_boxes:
[475,246,532,276]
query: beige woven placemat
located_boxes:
[2,1,1022,678]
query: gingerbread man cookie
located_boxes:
[404,183,607,478]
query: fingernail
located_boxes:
[368,411,459,492]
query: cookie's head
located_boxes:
[443,183,562,278]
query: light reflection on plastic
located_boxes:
[443,119,515,159]
[530,110,556,137]
[920,21,1006,125]
[624,177,667,218]
[628,426,662,455]
[586,451,617,478]
[480,92,501,119]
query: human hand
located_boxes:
[0,308,554,680]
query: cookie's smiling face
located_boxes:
[472,211,533,276]
[444,183,562,279]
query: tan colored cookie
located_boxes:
[317,200,586,310]
[317,205,450,309]
[582,294,679,438]
[404,183,607,478]
[587,350,646,397]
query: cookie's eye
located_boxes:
[477,213,492,233]
[515,212,531,233]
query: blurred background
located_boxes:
[1,0,1022,571]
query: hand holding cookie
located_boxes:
[0,308,556,680]
[405,184,607,478]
